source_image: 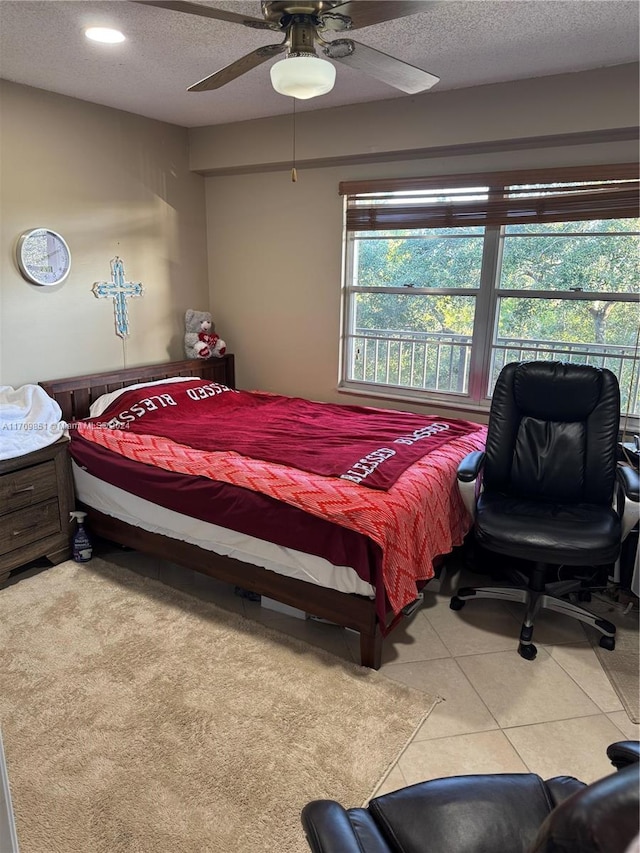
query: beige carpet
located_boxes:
[0,558,436,853]
[586,596,639,724]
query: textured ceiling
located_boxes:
[0,0,638,128]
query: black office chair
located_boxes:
[301,741,640,853]
[450,360,639,660]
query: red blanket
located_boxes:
[92,380,479,491]
[77,419,487,617]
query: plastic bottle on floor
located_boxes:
[70,511,92,562]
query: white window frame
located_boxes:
[339,168,640,428]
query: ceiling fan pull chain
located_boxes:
[291,97,298,182]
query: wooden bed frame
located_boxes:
[40,355,419,669]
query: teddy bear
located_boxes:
[184,309,227,360]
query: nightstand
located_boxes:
[0,437,74,583]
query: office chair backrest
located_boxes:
[484,361,620,504]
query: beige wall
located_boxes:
[200,65,639,418]
[1,65,637,410]
[191,64,639,175]
[0,81,209,387]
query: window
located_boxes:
[339,164,640,421]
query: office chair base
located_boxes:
[451,585,617,658]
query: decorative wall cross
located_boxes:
[92,257,144,338]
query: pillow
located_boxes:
[88,377,197,418]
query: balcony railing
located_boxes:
[349,329,640,414]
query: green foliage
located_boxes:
[499,220,639,347]
[352,220,638,346]
[357,235,483,289]
[348,220,639,411]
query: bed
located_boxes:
[40,355,487,669]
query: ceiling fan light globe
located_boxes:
[84,27,126,44]
[270,55,336,99]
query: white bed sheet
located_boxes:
[72,461,375,598]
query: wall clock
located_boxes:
[16,228,71,286]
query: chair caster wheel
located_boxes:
[450,596,465,611]
[518,642,537,660]
[599,636,615,651]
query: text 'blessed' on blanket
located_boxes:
[86,380,480,491]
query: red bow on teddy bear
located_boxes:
[197,325,226,359]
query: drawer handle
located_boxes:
[11,486,35,495]
[12,523,39,535]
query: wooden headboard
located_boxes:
[39,354,235,422]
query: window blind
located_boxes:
[339,163,640,232]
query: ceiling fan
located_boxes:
[134,1,440,99]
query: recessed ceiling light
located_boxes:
[85,27,126,44]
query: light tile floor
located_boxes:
[39,545,640,795]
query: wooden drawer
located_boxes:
[0,500,61,556]
[0,439,74,579]
[0,461,57,514]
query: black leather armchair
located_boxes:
[450,361,639,659]
[301,741,640,853]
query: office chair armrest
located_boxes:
[617,464,639,502]
[457,451,485,519]
[457,450,485,483]
[607,741,640,770]
[616,464,639,541]
[301,801,390,853]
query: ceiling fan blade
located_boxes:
[324,39,439,94]
[188,43,287,92]
[324,1,436,30]
[133,1,277,30]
